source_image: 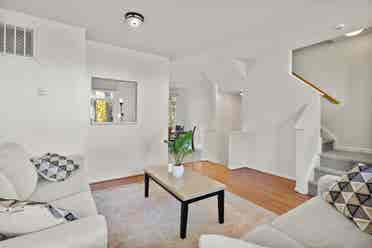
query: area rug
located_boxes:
[93,182,277,248]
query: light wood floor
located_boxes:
[90,161,311,215]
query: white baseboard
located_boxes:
[335,145,372,154]
[228,163,248,170]
[269,170,296,181]
[294,186,307,195]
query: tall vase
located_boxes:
[172,164,184,178]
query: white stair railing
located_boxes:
[295,102,321,194]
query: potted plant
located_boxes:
[168,131,193,177]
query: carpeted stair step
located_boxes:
[320,128,335,152]
[314,166,345,182]
[320,150,372,170]
[308,167,345,197]
[322,140,334,153]
[308,150,372,196]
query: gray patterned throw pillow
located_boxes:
[323,163,372,234]
[30,153,80,182]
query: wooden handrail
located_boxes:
[291,72,340,104]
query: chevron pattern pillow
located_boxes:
[323,163,372,234]
[30,153,80,182]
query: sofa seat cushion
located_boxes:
[199,235,267,248]
[0,215,107,248]
[243,225,305,248]
[271,197,372,248]
[0,199,78,237]
[29,157,89,203]
[50,191,98,218]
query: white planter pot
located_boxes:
[172,165,184,178]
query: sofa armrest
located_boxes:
[317,175,340,196]
[0,215,107,248]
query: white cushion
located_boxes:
[272,197,372,248]
[0,215,107,248]
[0,143,38,200]
[0,201,67,237]
[50,191,98,218]
[243,225,305,248]
[199,235,267,248]
[0,172,18,199]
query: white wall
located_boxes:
[0,9,170,183]
[240,48,321,182]
[172,78,216,153]
[174,81,215,132]
[86,41,169,182]
[0,9,87,155]
[216,92,242,132]
[293,32,372,152]
[172,81,242,165]
[214,91,242,164]
[171,47,322,188]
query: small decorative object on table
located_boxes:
[166,131,193,178]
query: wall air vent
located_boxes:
[0,22,34,57]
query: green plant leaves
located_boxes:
[169,131,193,165]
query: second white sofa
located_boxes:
[0,143,107,248]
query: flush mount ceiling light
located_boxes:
[124,11,144,29]
[345,28,364,37]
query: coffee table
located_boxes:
[144,166,226,239]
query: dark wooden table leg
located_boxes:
[180,201,189,239]
[144,173,149,198]
[218,190,224,224]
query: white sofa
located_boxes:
[0,143,107,248]
[200,175,372,248]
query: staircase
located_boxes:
[308,130,372,196]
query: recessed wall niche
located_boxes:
[90,77,138,125]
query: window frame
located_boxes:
[90,76,138,126]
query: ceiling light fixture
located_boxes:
[345,28,364,37]
[124,11,144,29]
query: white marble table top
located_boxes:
[145,166,226,201]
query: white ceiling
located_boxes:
[1,0,369,59]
